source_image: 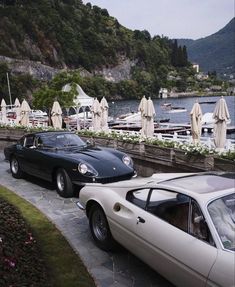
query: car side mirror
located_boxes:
[194,215,204,224]
[86,140,92,146]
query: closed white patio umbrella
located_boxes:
[14,98,21,124]
[0,98,7,124]
[190,102,202,144]
[138,95,147,137]
[144,97,155,138]
[100,97,109,132]
[20,99,31,127]
[51,100,63,129]
[91,98,101,132]
[212,97,230,152]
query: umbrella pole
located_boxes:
[48,108,52,126]
[76,106,79,131]
[6,72,13,108]
[83,107,86,129]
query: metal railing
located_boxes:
[102,129,235,151]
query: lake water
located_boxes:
[108,95,235,139]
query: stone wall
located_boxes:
[80,136,235,174]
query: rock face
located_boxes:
[0,55,135,83]
[0,55,59,81]
[94,58,137,82]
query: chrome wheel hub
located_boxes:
[92,210,107,241]
[11,159,18,174]
[57,173,65,191]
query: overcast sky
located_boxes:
[82,0,234,40]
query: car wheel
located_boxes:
[89,204,116,251]
[10,156,24,179]
[55,168,74,198]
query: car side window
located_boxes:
[24,135,35,148]
[147,189,190,232]
[126,189,150,209]
[190,200,214,245]
[34,136,43,148]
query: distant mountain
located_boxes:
[178,18,235,76]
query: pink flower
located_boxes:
[4,258,16,268]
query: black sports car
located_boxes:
[4,131,135,197]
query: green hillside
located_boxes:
[0,0,193,103]
[0,0,180,70]
[178,18,235,76]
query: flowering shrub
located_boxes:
[77,129,235,160]
[174,142,217,156]
[219,150,235,161]
[0,123,26,130]
[1,125,234,160]
[0,197,51,287]
[145,138,176,148]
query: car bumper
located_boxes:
[72,171,136,185]
[76,200,85,210]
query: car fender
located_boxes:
[207,249,235,287]
[80,185,121,219]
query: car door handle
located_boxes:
[137,216,145,224]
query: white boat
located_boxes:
[30,110,48,118]
[116,112,141,123]
[202,112,231,125]
[167,106,187,113]
[161,103,187,113]
[161,103,172,109]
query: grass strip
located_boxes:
[0,185,96,287]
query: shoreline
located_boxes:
[167,91,229,98]
[109,92,234,101]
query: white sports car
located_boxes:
[77,172,235,287]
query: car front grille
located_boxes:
[96,172,135,184]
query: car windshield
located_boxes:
[40,133,86,148]
[208,193,235,251]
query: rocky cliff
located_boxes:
[0,55,135,83]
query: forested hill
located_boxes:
[178,18,235,76]
[0,0,191,102]
[0,0,190,70]
[0,0,132,69]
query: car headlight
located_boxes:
[78,163,88,174]
[78,163,98,176]
[122,155,132,166]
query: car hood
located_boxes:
[55,146,133,176]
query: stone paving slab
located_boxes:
[0,152,173,287]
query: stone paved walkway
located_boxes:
[0,152,173,287]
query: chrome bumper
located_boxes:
[76,201,85,210]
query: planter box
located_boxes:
[213,157,235,172]
[0,128,26,140]
[144,144,172,160]
[93,137,116,148]
[117,140,144,154]
[173,149,214,170]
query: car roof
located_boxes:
[88,172,234,203]
[25,131,75,137]
[159,172,235,194]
